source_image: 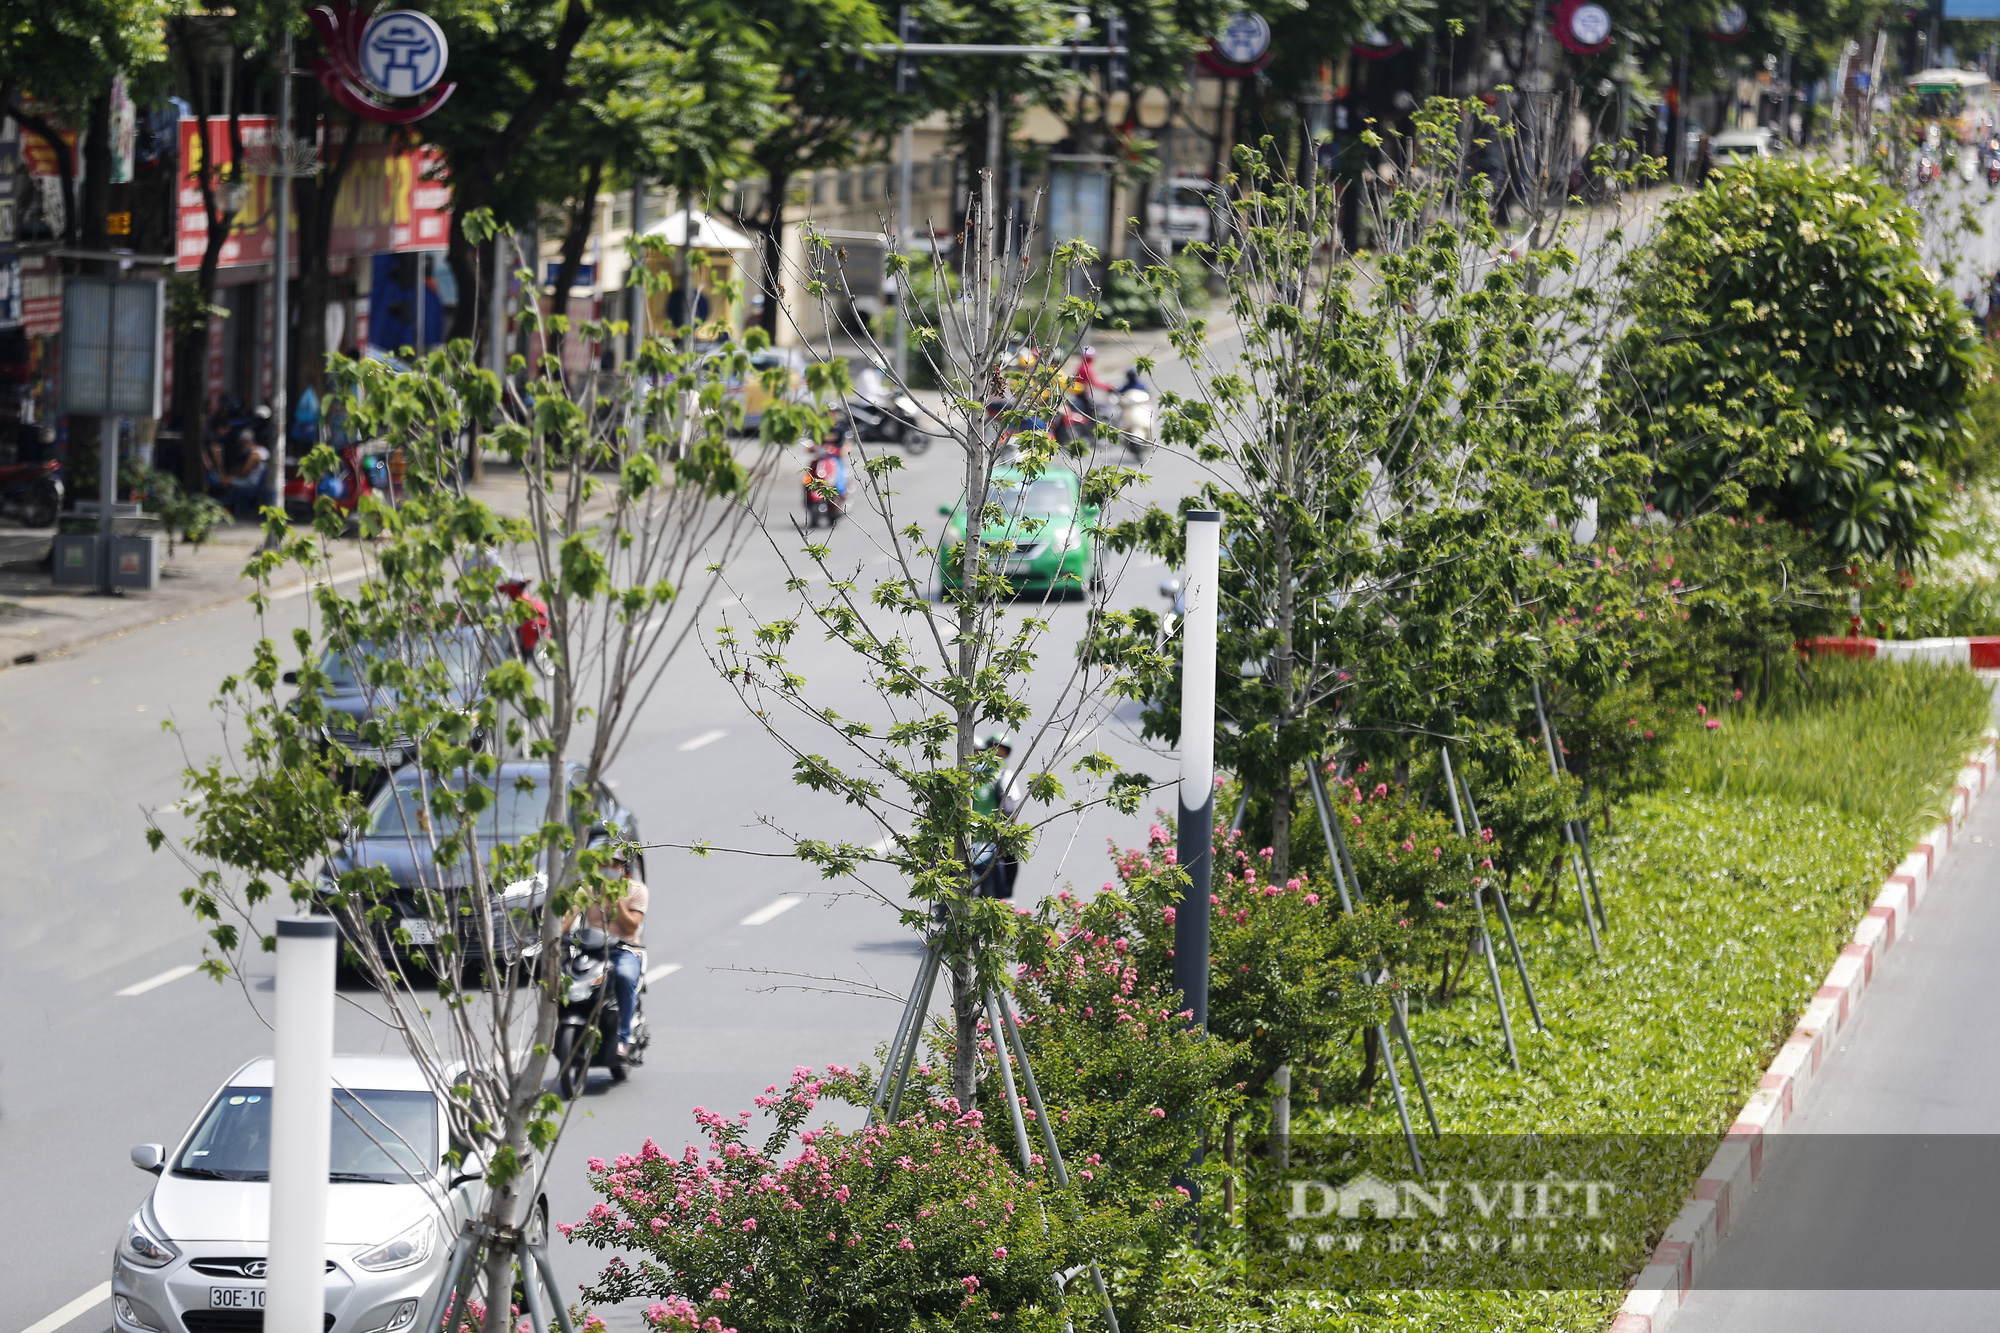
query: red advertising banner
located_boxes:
[176,114,449,271]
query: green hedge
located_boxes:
[1165,659,1990,1330]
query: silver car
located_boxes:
[113,1055,506,1333]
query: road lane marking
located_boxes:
[740,895,803,926]
[645,963,682,985]
[117,964,198,997]
[678,729,728,752]
[271,567,367,600]
[21,1282,111,1333]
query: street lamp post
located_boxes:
[266,916,336,1333]
[1173,510,1221,1031]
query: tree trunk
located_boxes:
[756,163,790,338]
[546,158,603,372]
[171,21,241,492]
[80,87,110,253]
[68,87,114,471]
[293,98,361,398]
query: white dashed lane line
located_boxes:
[740,896,803,926]
[116,964,199,997]
[645,962,681,985]
[678,729,728,752]
[19,1282,110,1333]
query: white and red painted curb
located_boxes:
[1611,727,2000,1333]
[1801,635,2000,669]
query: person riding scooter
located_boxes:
[803,418,851,528]
[970,733,1022,898]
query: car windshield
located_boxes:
[322,633,485,694]
[366,773,553,842]
[174,1087,437,1183]
[1167,186,1210,208]
[986,478,1075,519]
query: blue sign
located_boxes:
[359,10,449,98]
[1944,0,2000,16]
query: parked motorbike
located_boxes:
[849,368,931,453]
[0,459,62,527]
[552,927,648,1099]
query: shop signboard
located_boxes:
[175,114,449,271]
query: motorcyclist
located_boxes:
[971,733,1021,897]
[1119,365,1149,394]
[578,853,647,1060]
[806,418,850,503]
[1071,345,1115,415]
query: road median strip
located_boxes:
[1612,727,2000,1333]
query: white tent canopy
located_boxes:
[642,208,755,250]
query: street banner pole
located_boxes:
[267,917,336,1333]
[1173,510,1221,1032]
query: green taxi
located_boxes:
[938,467,1100,597]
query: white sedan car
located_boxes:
[112,1055,530,1333]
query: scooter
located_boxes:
[551,927,648,1099]
[1112,386,1156,460]
[0,458,61,527]
[848,368,931,454]
[804,447,848,528]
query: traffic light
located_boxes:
[1105,13,1130,93]
[896,7,921,93]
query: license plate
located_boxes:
[399,917,435,944]
[210,1289,264,1309]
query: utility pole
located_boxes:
[268,29,294,524]
[628,181,646,361]
[894,7,920,387]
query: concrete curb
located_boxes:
[1609,727,2000,1333]
[0,559,369,673]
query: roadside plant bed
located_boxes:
[1167,660,1989,1330]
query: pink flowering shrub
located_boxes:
[1092,821,1413,1092]
[568,1068,1133,1333]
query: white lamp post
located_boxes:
[1172,510,1221,1031]
[267,916,336,1333]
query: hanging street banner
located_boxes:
[176,115,450,271]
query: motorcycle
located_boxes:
[849,368,931,453]
[551,927,648,1099]
[804,447,848,528]
[0,458,62,527]
[1111,386,1156,460]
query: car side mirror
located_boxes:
[282,670,299,685]
[131,1144,165,1174]
[448,1172,482,1190]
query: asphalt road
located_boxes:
[0,387,1212,1333]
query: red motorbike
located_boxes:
[0,458,62,528]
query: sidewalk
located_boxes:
[0,463,551,670]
